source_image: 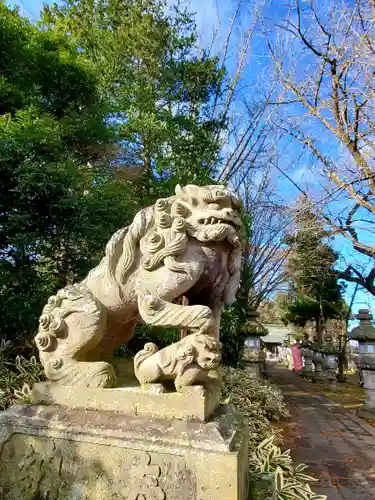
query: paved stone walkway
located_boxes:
[267,363,375,499]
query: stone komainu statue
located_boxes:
[34,184,243,388]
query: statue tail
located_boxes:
[134,342,158,372]
[41,357,116,388]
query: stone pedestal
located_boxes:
[357,369,375,421]
[326,372,336,390]
[301,351,313,378]
[313,360,324,381]
[242,340,264,379]
[311,352,325,382]
[31,381,220,422]
[0,403,248,500]
[350,310,375,421]
[325,355,338,390]
[243,361,260,379]
[259,351,267,377]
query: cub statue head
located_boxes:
[176,333,222,373]
[192,333,222,370]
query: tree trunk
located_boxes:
[316,315,325,345]
[337,351,346,382]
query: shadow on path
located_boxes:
[267,363,375,500]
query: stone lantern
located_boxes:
[242,311,268,379]
[350,309,375,421]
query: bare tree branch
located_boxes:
[261,0,375,296]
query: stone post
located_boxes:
[259,346,267,377]
[242,311,268,379]
[301,347,313,378]
[311,350,325,382]
[324,354,338,390]
[350,309,375,421]
[243,336,262,379]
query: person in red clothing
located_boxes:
[291,342,303,373]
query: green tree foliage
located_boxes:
[41,0,226,196]
[0,1,228,347]
[280,197,347,343]
[39,0,228,353]
[220,211,252,366]
[0,2,135,341]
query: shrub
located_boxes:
[221,367,290,452]
[250,436,327,500]
[0,339,44,410]
[222,366,290,421]
[113,324,181,358]
[222,367,325,499]
[220,306,249,367]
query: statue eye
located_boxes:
[208,203,221,210]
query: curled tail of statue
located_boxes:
[134,342,159,373]
[34,283,115,388]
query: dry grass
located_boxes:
[310,378,365,408]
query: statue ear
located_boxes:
[175,184,183,196]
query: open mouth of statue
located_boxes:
[198,217,240,229]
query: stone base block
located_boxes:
[31,381,220,422]
[357,406,375,422]
[0,404,248,500]
[243,362,260,379]
[301,368,312,378]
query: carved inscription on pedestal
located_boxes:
[112,451,166,500]
[0,434,196,500]
[17,440,65,498]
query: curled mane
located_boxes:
[95,188,241,304]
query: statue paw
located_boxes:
[144,383,167,395]
[178,385,206,397]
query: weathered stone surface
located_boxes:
[351,311,375,419]
[133,333,221,391]
[31,381,221,422]
[0,404,248,500]
[357,406,375,422]
[311,353,325,381]
[34,184,243,389]
[361,369,375,408]
[243,362,260,379]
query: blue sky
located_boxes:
[189,0,375,322]
[6,0,374,325]
[7,0,42,18]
